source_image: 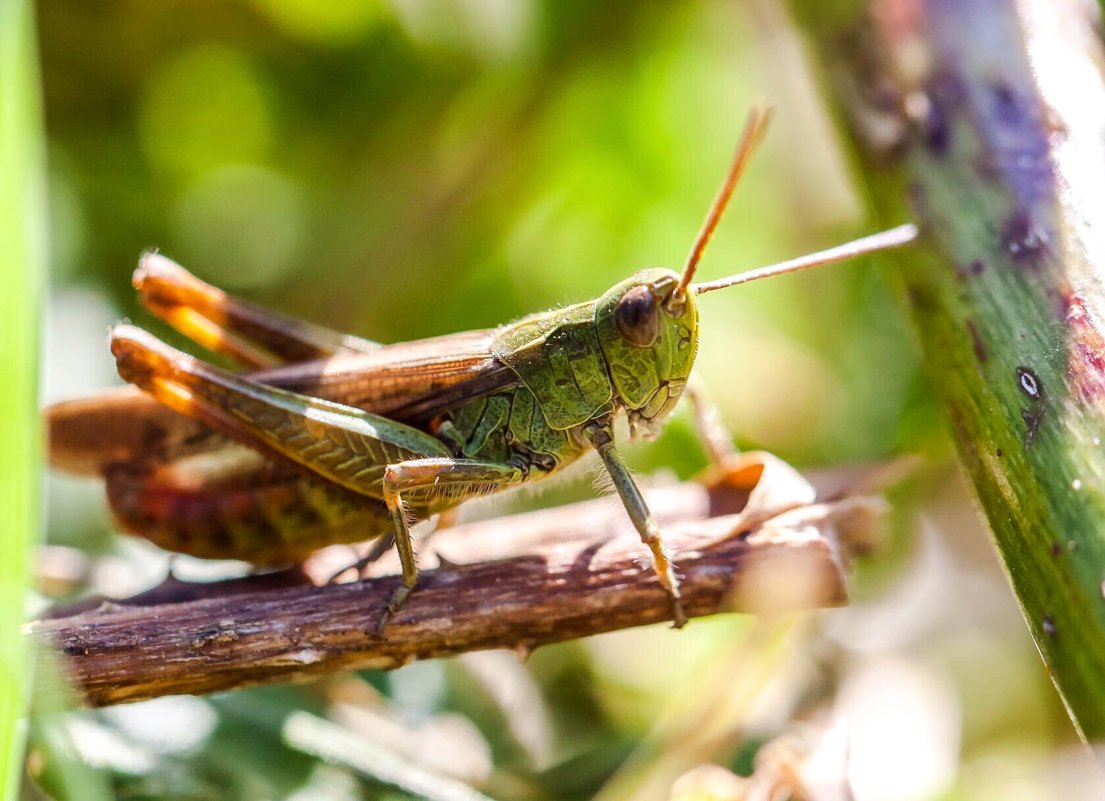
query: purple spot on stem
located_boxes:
[991,79,1023,125]
[966,320,988,362]
[1061,293,1105,401]
[1002,209,1048,264]
[922,97,950,154]
[931,70,966,108]
[919,71,965,157]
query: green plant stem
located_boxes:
[0,0,45,794]
[791,0,1105,739]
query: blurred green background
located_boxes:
[29,1,1103,799]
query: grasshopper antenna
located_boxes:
[673,104,775,302]
[691,223,918,295]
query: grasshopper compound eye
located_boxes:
[614,285,659,347]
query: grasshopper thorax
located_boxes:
[596,268,698,438]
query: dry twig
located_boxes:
[32,453,884,707]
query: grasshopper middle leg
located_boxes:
[684,377,735,468]
[376,458,526,632]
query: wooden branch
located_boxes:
[790,0,1105,739]
[31,453,885,707]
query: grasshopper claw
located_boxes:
[670,598,688,629]
[372,612,392,637]
[374,582,415,636]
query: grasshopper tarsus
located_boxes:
[649,539,687,629]
[375,581,417,636]
[671,603,688,630]
[647,537,686,628]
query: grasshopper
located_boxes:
[48,108,916,630]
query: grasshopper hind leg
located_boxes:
[110,325,526,634]
[134,252,379,367]
[103,456,394,565]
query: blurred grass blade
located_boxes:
[0,0,45,795]
[283,711,499,801]
[593,619,806,801]
[25,653,112,801]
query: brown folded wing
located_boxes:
[48,328,521,477]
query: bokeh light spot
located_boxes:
[170,165,306,290]
[250,0,388,45]
[139,45,273,179]
[392,0,537,63]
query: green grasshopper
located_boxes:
[48,108,916,630]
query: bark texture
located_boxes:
[33,453,884,707]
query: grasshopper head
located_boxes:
[593,107,917,440]
[596,268,698,438]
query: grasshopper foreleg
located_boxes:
[584,421,688,628]
[378,458,526,633]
